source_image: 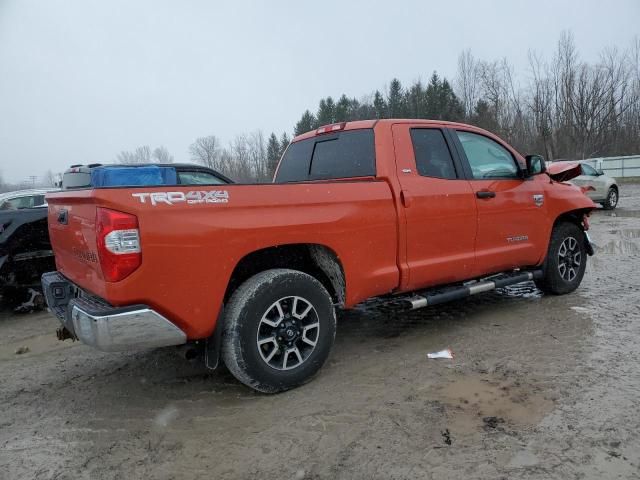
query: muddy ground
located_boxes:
[2,186,640,480]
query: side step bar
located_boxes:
[384,270,544,313]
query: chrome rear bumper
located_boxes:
[42,271,186,352]
[70,303,186,352]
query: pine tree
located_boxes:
[266,133,281,176]
[373,90,387,118]
[294,110,317,135]
[317,97,336,125]
[387,78,407,118]
[425,72,464,121]
[348,97,364,120]
[335,94,351,122]
[440,78,464,121]
[471,99,499,132]
[279,132,291,157]
[406,80,425,118]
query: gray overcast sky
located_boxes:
[1,0,639,182]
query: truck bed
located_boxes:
[46,181,400,338]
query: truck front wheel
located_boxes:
[535,222,587,295]
[221,269,336,393]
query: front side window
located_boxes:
[456,131,519,179]
[581,163,598,176]
[410,129,457,179]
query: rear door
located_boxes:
[450,129,547,275]
[392,124,477,291]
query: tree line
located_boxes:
[189,31,639,181]
[4,31,636,189]
[293,32,640,162]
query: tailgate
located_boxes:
[46,190,103,291]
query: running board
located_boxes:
[383,270,543,312]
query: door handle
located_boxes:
[476,190,496,199]
[400,190,412,207]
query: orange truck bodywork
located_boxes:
[45,120,596,340]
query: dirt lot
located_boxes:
[2,186,640,480]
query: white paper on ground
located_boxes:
[427,348,454,359]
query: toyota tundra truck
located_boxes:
[42,120,596,393]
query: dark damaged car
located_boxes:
[0,189,58,305]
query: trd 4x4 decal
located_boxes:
[131,190,229,206]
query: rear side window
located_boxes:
[410,129,457,179]
[275,139,315,182]
[275,129,375,182]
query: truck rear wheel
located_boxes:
[535,222,587,295]
[221,269,336,393]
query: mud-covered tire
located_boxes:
[221,269,336,393]
[602,187,618,210]
[535,222,587,295]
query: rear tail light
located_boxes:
[96,208,141,282]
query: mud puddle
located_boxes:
[608,228,640,238]
[429,375,553,438]
[599,208,640,218]
[495,281,542,298]
[597,227,640,254]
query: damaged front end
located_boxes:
[546,162,597,255]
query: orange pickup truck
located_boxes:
[42,119,596,392]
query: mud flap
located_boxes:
[205,306,224,370]
[584,231,595,256]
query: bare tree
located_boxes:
[116,145,174,164]
[456,49,480,119]
[247,131,268,182]
[528,50,556,158]
[117,145,152,164]
[43,170,57,187]
[153,146,174,163]
[189,136,222,170]
[230,135,252,182]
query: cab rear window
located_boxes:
[275,129,375,182]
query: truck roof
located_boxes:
[292,119,484,142]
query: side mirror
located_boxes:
[596,169,605,176]
[525,154,546,177]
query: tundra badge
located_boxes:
[533,194,544,207]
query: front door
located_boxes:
[451,129,548,276]
[392,124,477,291]
[572,163,607,202]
